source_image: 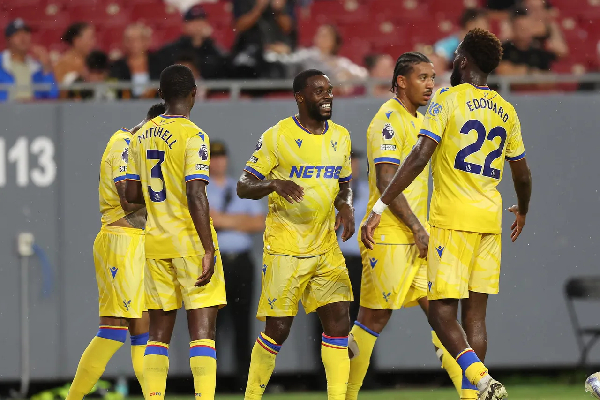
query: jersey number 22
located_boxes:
[454,119,506,180]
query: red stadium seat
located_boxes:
[130,2,180,26]
[6,4,69,29]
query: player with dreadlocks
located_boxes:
[346,51,463,400]
[362,29,532,400]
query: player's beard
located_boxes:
[308,102,331,121]
[450,63,462,87]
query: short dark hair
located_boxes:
[85,50,108,72]
[461,28,503,74]
[159,65,196,102]
[459,8,486,28]
[390,52,431,93]
[62,22,90,45]
[293,69,325,93]
[147,103,166,119]
[320,24,343,55]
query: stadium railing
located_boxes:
[2,73,600,101]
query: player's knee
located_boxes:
[264,317,293,345]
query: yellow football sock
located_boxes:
[432,330,462,394]
[346,322,379,400]
[245,333,281,400]
[66,326,127,400]
[456,348,488,386]
[144,341,170,400]
[130,332,149,398]
[190,339,217,400]
[322,333,350,400]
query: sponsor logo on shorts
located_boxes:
[381,144,397,151]
[110,267,118,279]
[267,297,277,309]
[369,258,377,269]
[435,246,444,258]
[382,292,391,302]
[428,281,433,292]
[262,264,267,276]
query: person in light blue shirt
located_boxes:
[434,8,489,64]
[205,141,265,392]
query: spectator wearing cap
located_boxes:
[55,22,97,85]
[434,8,489,65]
[109,23,162,99]
[204,140,265,391]
[156,5,229,80]
[230,0,297,79]
[0,19,57,101]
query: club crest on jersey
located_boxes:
[331,140,338,151]
[121,148,128,163]
[382,123,395,140]
[428,101,442,116]
[199,144,208,161]
[123,299,131,311]
[268,297,277,309]
[255,138,263,151]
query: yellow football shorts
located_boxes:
[93,225,145,318]
[359,240,427,309]
[256,246,353,321]
[427,226,502,300]
[145,252,227,311]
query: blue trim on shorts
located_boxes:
[354,321,380,337]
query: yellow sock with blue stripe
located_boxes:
[244,332,281,400]
[66,326,127,400]
[456,348,488,387]
[321,334,350,400]
[190,339,217,400]
[144,341,169,400]
[432,330,462,395]
[346,322,379,400]
[130,332,149,398]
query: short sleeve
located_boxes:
[505,113,526,162]
[338,133,352,183]
[184,131,211,183]
[244,127,278,180]
[125,135,141,181]
[110,137,130,183]
[419,89,451,143]
[369,112,404,166]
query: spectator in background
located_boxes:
[173,51,206,100]
[55,22,96,84]
[434,8,489,65]
[205,141,265,392]
[165,0,220,14]
[231,0,296,78]
[109,23,162,99]
[156,5,228,79]
[0,19,57,101]
[66,50,114,100]
[364,53,394,98]
[496,7,556,75]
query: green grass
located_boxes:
[158,384,593,400]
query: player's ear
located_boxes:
[294,92,303,104]
[191,86,197,98]
[397,74,407,90]
[158,88,164,100]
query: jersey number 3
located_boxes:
[147,149,166,202]
[454,119,506,180]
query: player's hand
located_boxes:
[508,205,526,242]
[360,211,381,250]
[413,226,429,258]
[196,249,216,287]
[271,179,304,203]
[335,203,355,242]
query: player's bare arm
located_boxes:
[125,180,144,204]
[112,181,146,229]
[237,171,304,203]
[375,163,428,258]
[334,181,354,242]
[186,179,216,287]
[507,158,532,242]
[361,136,437,249]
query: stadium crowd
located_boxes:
[0,0,582,101]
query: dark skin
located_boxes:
[361,43,532,359]
[355,62,435,338]
[237,74,354,344]
[125,84,219,345]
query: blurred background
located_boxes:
[2,0,600,399]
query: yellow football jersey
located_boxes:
[362,97,428,244]
[126,115,219,259]
[244,116,352,256]
[99,128,133,225]
[419,84,526,234]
